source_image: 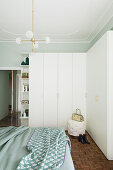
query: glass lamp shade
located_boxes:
[16,37,21,44]
[33,42,39,48]
[45,36,50,44]
[26,31,33,39]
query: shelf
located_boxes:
[21,78,29,80]
[20,117,29,119]
[20,65,29,67]
[21,91,29,93]
[21,104,29,106]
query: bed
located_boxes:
[0,126,75,170]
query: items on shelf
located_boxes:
[20,65,29,126]
[22,112,26,117]
[22,84,29,92]
[21,100,29,105]
[21,109,29,117]
[21,57,29,66]
[21,61,26,65]
[26,57,29,65]
[22,73,29,78]
[25,109,29,117]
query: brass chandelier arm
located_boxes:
[35,40,46,42]
[32,0,34,52]
[32,0,34,35]
[32,42,34,52]
[21,39,46,42]
[21,40,32,42]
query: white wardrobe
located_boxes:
[87,31,113,160]
[29,53,86,129]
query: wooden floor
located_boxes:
[67,132,113,170]
[0,114,20,127]
[0,116,113,169]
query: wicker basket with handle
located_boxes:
[72,108,84,122]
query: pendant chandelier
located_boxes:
[16,0,50,52]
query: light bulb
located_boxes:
[26,31,33,39]
[45,36,50,44]
[16,37,21,44]
[33,42,39,48]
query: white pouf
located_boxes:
[68,120,85,136]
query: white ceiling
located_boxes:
[0,0,113,43]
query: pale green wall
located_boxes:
[0,16,113,67]
[0,71,9,120]
[0,42,89,67]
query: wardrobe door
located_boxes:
[43,53,58,127]
[58,53,73,129]
[29,53,44,127]
[73,53,86,122]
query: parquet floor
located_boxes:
[67,132,113,170]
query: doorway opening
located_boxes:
[0,70,21,127]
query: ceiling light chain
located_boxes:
[16,0,50,52]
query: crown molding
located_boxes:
[86,2,113,42]
[0,1,113,44]
[0,27,89,42]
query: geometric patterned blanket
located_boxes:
[17,127,71,170]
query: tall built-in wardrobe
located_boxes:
[29,53,86,129]
[87,31,113,160]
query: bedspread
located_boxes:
[17,127,71,170]
[0,126,33,170]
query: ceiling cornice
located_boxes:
[0,1,113,44]
[86,1,113,41]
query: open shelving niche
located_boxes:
[20,65,29,126]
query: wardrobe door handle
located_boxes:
[56,93,59,98]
